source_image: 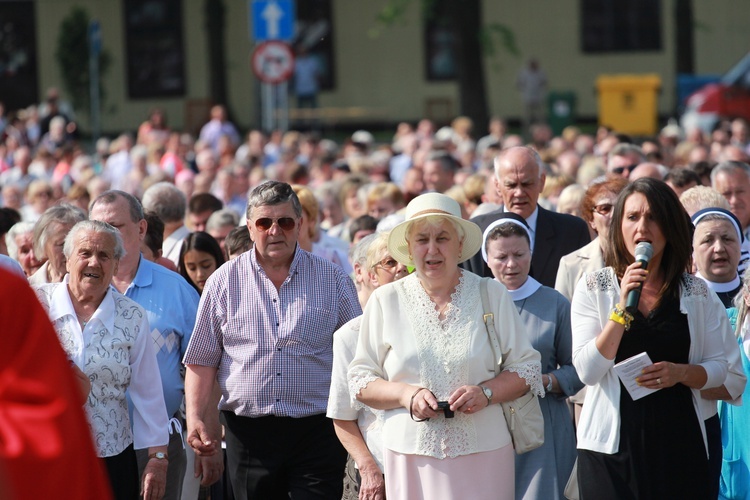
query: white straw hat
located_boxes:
[387,192,483,266]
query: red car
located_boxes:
[681,52,750,132]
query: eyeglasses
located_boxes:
[592,203,614,216]
[253,217,296,232]
[372,257,399,270]
[611,164,638,176]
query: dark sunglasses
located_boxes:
[611,164,638,176]
[254,217,296,232]
[372,257,399,270]
[592,203,614,216]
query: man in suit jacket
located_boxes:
[463,146,591,287]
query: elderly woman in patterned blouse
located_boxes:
[34,220,170,500]
[348,193,543,500]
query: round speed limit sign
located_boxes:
[252,41,295,84]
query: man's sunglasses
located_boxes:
[254,217,297,231]
[611,164,638,176]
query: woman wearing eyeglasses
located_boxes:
[555,178,629,300]
[327,232,410,500]
[555,178,628,425]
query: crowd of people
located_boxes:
[5,87,750,499]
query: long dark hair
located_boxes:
[606,178,693,302]
[178,231,225,294]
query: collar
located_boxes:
[696,272,741,293]
[250,242,303,276]
[48,275,116,334]
[504,275,542,301]
[131,254,152,288]
[525,206,539,234]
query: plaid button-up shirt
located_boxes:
[184,245,361,417]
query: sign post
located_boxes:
[250,0,295,132]
[88,20,102,142]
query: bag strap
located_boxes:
[480,277,502,376]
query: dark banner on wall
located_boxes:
[124,0,186,98]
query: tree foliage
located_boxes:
[54,7,111,112]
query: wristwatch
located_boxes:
[148,452,168,461]
[480,385,493,405]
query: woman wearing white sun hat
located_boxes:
[348,192,543,500]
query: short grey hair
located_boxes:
[494,146,546,180]
[142,182,187,223]
[33,204,86,259]
[6,221,34,260]
[349,232,379,268]
[246,181,302,220]
[608,143,646,163]
[206,208,239,232]
[710,161,750,186]
[90,190,144,223]
[63,220,125,261]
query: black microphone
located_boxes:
[625,242,654,315]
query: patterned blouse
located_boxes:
[35,278,169,457]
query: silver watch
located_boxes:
[480,385,493,405]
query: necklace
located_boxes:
[77,313,93,328]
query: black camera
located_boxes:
[436,401,454,418]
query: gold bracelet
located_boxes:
[610,304,633,330]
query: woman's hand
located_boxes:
[448,385,489,414]
[141,456,168,499]
[358,463,386,500]
[636,361,687,389]
[405,387,439,421]
[618,260,649,309]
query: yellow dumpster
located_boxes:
[596,74,661,136]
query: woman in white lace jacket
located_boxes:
[348,193,543,500]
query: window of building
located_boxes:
[124,0,186,98]
[581,0,662,53]
[424,0,458,81]
[0,0,39,110]
[295,0,335,90]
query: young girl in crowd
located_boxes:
[178,231,225,294]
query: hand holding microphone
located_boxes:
[625,241,654,315]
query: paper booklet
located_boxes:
[613,352,661,401]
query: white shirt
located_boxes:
[34,277,169,457]
[163,224,191,266]
[525,206,539,252]
[327,316,385,471]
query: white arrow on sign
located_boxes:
[262,1,283,39]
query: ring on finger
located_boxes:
[656,377,662,385]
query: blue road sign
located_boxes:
[251,0,295,42]
[89,20,101,56]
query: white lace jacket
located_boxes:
[348,271,542,459]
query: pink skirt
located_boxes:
[384,444,514,500]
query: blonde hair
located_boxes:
[463,173,486,204]
[291,184,319,240]
[679,185,731,216]
[365,231,391,269]
[367,182,404,210]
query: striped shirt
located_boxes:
[183,245,361,417]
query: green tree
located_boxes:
[55,7,111,112]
